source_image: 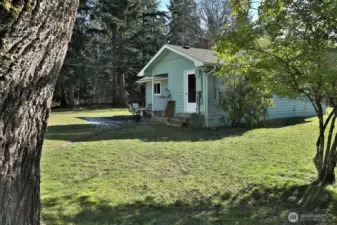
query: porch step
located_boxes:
[165,120,185,127]
[169,116,189,123]
[151,115,189,127]
[175,113,193,119]
[151,115,168,123]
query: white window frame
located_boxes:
[153,81,161,96]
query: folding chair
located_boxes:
[128,102,141,116]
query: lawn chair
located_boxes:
[147,104,152,113]
[128,102,141,116]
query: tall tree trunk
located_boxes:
[67,82,75,109]
[112,71,117,106]
[314,104,326,181]
[59,84,68,108]
[314,114,325,181]
[59,74,68,108]
[55,75,68,108]
[325,114,337,183]
[119,73,127,107]
[0,1,78,224]
[314,107,337,184]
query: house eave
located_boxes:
[136,77,168,84]
[137,44,205,77]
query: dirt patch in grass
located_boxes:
[78,115,143,129]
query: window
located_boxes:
[154,82,161,95]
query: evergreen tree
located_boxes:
[55,0,102,108]
[167,0,202,46]
[137,0,166,65]
[55,0,166,107]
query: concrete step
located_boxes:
[175,113,193,119]
[151,115,189,127]
[165,120,188,128]
[151,115,168,123]
[169,117,188,123]
[165,121,181,127]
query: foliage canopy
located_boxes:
[215,0,337,183]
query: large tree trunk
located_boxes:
[0,1,78,224]
[67,82,75,109]
[314,107,337,184]
[59,84,68,108]
[325,114,337,183]
[112,71,118,106]
[119,73,127,107]
[56,75,68,108]
[314,110,326,181]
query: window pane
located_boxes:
[154,83,160,94]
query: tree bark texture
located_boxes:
[314,111,325,181]
[0,1,78,224]
[314,108,337,184]
[325,114,337,183]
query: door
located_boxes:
[184,70,197,112]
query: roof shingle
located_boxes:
[167,45,221,65]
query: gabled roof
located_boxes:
[137,44,222,77]
[136,74,168,84]
[167,45,221,65]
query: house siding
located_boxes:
[145,80,169,111]
[203,74,323,127]
[150,51,195,113]
[267,96,324,119]
[206,75,228,127]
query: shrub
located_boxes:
[221,76,272,128]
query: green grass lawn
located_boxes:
[41,109,337,225]
[44,108,129,151]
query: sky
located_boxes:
[159,0,169,10]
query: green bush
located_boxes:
[221,77,272,128]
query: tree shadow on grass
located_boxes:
[45,116,313,143]
[262,117,311,128]
[46,123,249,144]
[42,183,337,225]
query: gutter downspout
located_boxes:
[205,67,217,128]
[152,74,154,114]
